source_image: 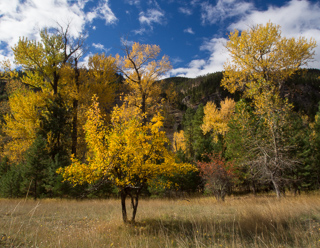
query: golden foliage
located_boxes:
[3,87,46,161]
[173,130,186,153]
[58,96,195,189]
[117,42,172,114]
[201,98,236,142]
[222,22,316,98]
[12,29,64,92]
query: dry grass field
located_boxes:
[1,194,320,247]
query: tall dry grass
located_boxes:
[1,194,320,247]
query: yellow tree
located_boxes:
[9,26,118,159]
[3,84,46,161]
[221,22,316,197]
[201,98,236,142]
[12,26,85,95]
[12,25,86,158]
[117,42,172,119]
[58,96,195,223]
[173,130,186,153]
[222,22,316,99]
[59,53,118,157]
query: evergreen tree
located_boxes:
[0,157,24,198]
[24,136,50,199]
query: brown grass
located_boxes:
[1,194,320,247]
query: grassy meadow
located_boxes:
[1,194,320,247]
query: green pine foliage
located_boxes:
[0,157,24,198]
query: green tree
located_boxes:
[226,99,308,197]
[24,136,50,200]
[0,157,23,198]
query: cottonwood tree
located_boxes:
[12,24,86,157]
[3,85,46,161]
[13,25,85,95]
[117,42,172,119]
[6,25,118,160]
[221,22,316,198]
[201,98,236,145]
[222,21,316,99]
[58,96,195,223]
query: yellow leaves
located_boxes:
[59,96,195,188]
[173,130,186,153]
[88,53,117,84]
[222,22,317,99]
[3,87,46,161]
[222,22,316,140]
[201,98,235,142]
[117,42,172,114]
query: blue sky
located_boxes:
[1,0,320,78]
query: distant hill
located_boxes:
[162,68,320,116]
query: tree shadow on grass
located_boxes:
[124,214,320,247]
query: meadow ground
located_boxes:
[1,194,320,247]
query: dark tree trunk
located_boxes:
[53,64,59,95]
[120,188,142,223]
[71,59,80,157]
[141,93,147,124]
[121,190,128,223]
[130,194,139,222]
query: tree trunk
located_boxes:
[53,64,59,95]
[131,194,139,222]
[141,93,147,125]
[121,191,128,223]
[71,58,80,157]
[271,178,281,198]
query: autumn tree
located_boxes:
[3,84,46,161]
[173,130,186,154]
[201,98,235,150]
[11,25,86,157]
[221,22,316,197]
[58,96,195,223]
[12,25,85,95]
[117,42,172,119]
[198,153,235,201]
[222,21,316,100]
[7,24,119,161]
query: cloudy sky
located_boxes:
[1,0,320,78]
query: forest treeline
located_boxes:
[0,22,320,207]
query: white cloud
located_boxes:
[139,9,165,26]
[171,57,183,65]
[0,0,117,64]
[135,8,166,34]
[170,0,320,78]
[78,52,92,68]
[201,0,254,25]
[92,43,111,53]
[179,7,192,15]
[89,1,117,25]
[126,0,140,6]
[184,28,195,35]
[170,38,228,78]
